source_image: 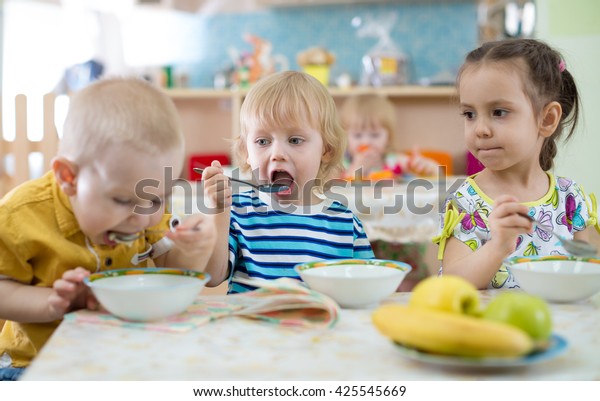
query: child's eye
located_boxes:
[113,198,133,206]
[493,109,509,117]
[255,138,270,146]
[461,111,475,120]
[289,137,304,145]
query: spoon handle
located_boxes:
[518,213,557,236]
[227,176,259,188]
[193,168,258,189]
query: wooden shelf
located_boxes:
[329,85,456,97]
[165,85,456,100]
[165,88,234,99]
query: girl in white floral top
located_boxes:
[434,39,599,289]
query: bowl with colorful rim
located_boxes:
[84,268,210,321]
[294,259,411,309]
[505,255,600,302]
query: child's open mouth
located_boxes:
[104,232,119,246]
[271,170,295,196]
[104,231,139,246]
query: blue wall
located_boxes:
[177,2,478,88]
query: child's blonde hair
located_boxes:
[235,71,346,181]
[339,94,397,152]
[59,77,184,163]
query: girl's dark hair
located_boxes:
[457,39,580,171]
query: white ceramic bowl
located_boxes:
[506,256,600,302]
[84,268,210,321]
[295,259,411,309]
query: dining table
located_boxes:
[21,290,600,381]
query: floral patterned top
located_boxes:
[434,173,599,289]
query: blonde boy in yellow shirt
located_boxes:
[0,78,216,380]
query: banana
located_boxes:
[372,304,534,358]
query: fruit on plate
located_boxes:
[409,275,481,315]
[482,292,552,342]
[372,304,534,358]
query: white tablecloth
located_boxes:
[22,290,600,380]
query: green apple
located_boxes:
[409,276,481,315]
[482,292,552,341]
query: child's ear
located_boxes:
[52,157,79,196]
[321,144,333,162]
[540,101,562,138]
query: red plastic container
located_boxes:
[188,154,230,180]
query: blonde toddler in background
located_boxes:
[339,94,439,180]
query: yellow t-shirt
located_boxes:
[0,172,176,367]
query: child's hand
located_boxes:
[407,146,438,176]
[48,267,98,320]
[488,195,533,255]
[202,160,232,211]
[165,213,217,258]
[408,154,438,176]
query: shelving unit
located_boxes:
[165,85,465,178]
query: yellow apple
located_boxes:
[482,292,552,341]
[409,276,481,315]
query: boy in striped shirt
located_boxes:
[202,71,374,293]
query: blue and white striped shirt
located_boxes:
[227,190,374,293]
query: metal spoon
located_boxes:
[108,229,172,244]
[193,168,289,193]
[449,198,597,257]
[108,227,199,244]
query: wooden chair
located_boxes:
[0,93,59,196]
